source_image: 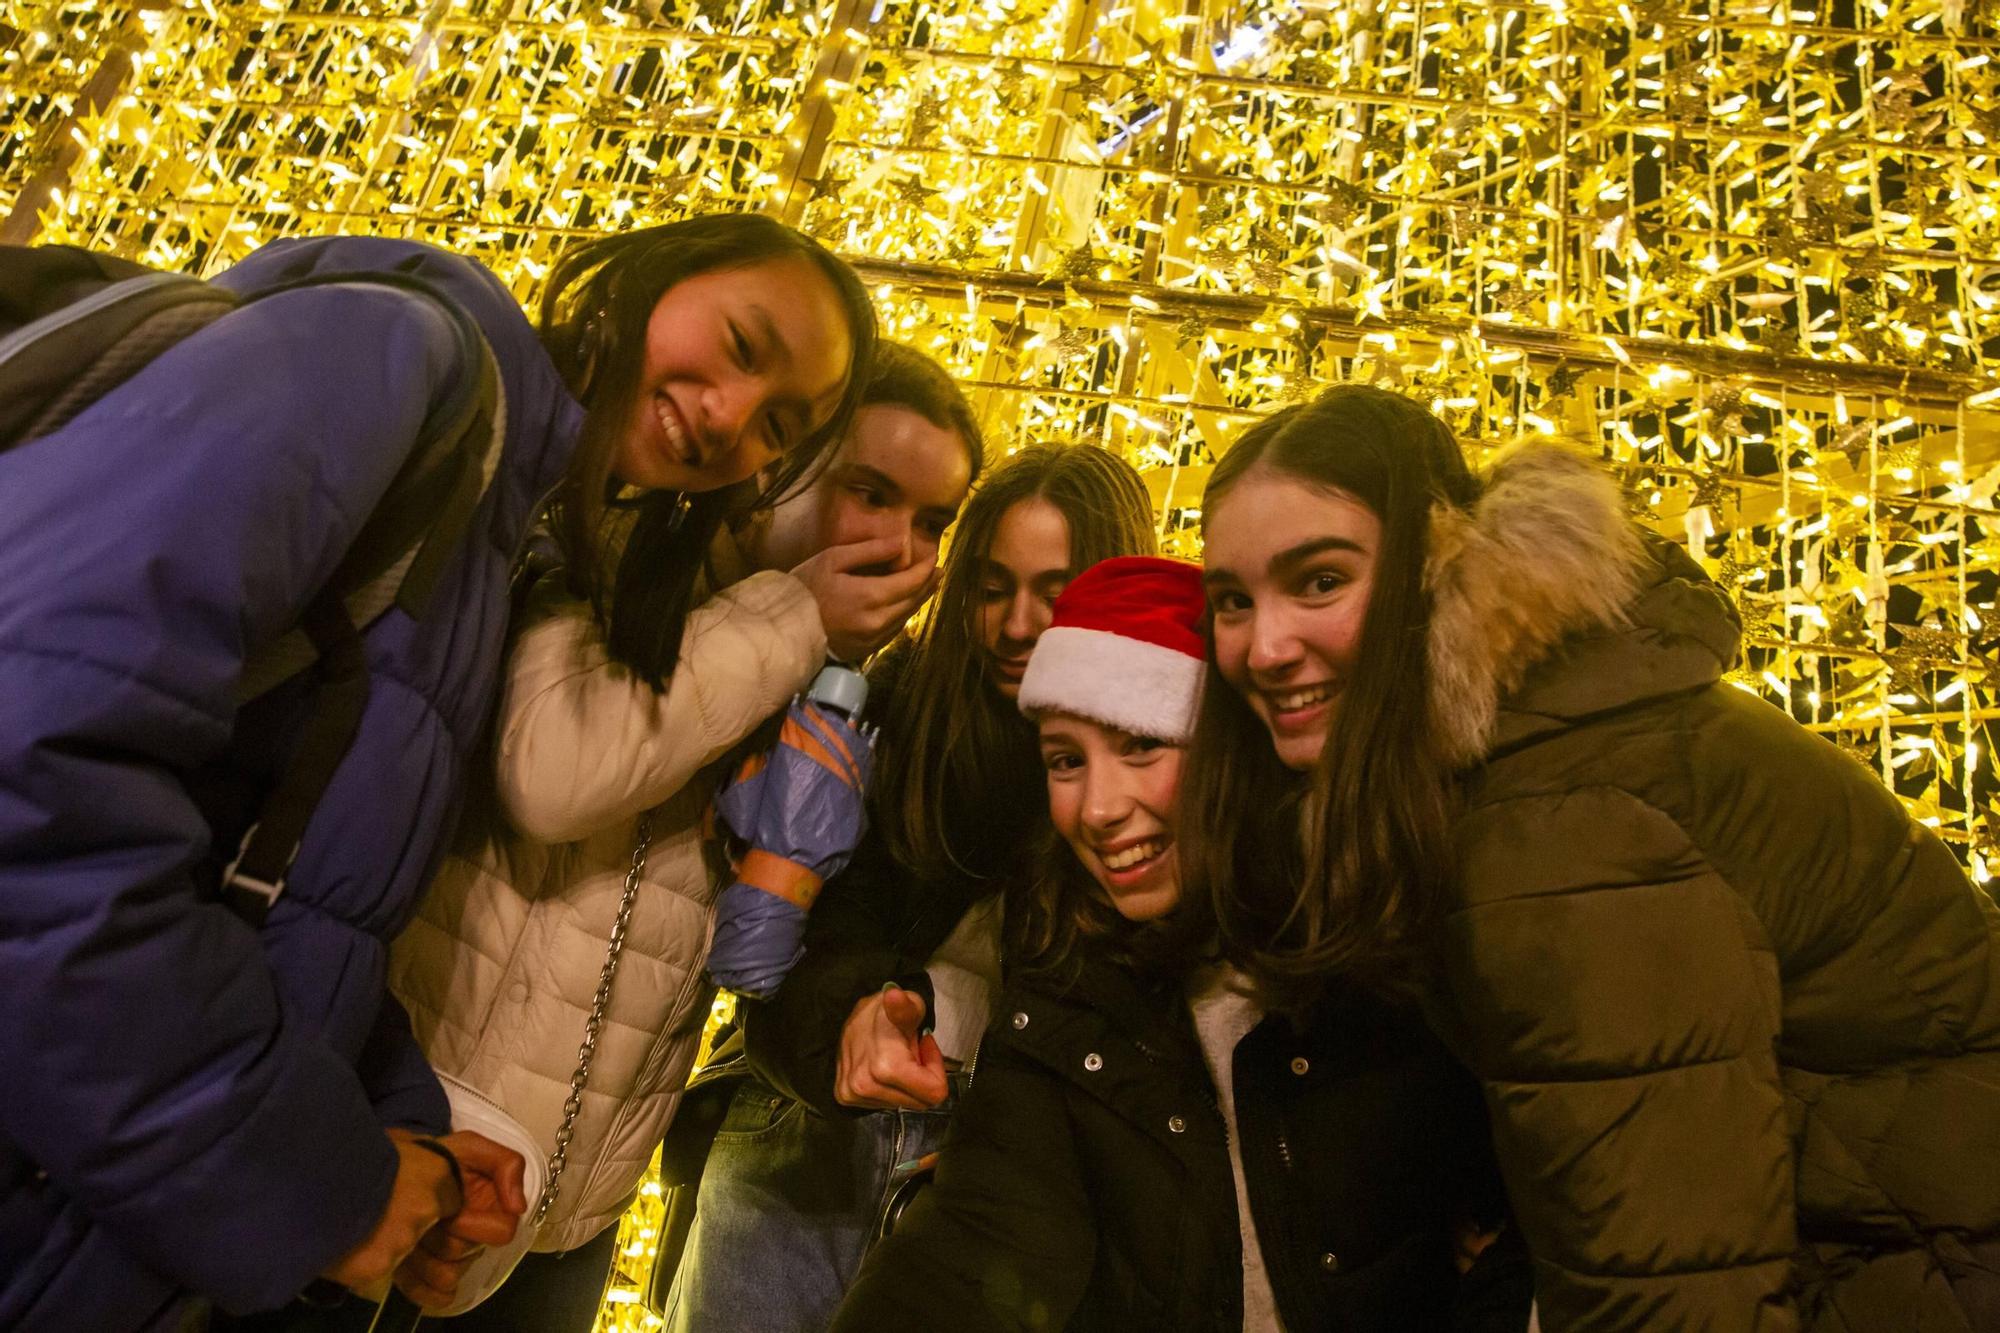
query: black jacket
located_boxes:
[831,953,1532,1333]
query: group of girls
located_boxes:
[4,200,1999,1333]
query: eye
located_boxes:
[849,484,888,508]
[1043,751,1082,774]
[766,413,793,452]
[1209,589,1250,615]
[730,324,753,366]
[1305,570,1346,596]
[1124,735,1170,758]
[920,518,951,541]
[980,582,1009,602]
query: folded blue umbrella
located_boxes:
[706,696,875,999]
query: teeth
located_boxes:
[1102,839,1166,871]
[1271,683,1335,712]
[656,397,691,461]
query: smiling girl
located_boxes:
[660,446,1157,1333]
[830,557,1527,1333]
[0,213,873,1333]
[1185,384,2000,1331]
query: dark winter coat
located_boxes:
[0,237,581,1330]
[831,951,1531,1332]
[1422,447,2000,1331]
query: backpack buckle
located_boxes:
[219,822,292,926]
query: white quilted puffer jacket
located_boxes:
[390,561,825,1253]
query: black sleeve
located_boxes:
[1447,1065,1535,1333]
[1453,1217,1535,1333]
[741,823,939,1116]
[828,1044,1097,1333]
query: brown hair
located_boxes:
[1006,816,1186,990]
[859,341,987,487]
[1177,385,1482,1008]
[537,213,878,687]
[872,444,1157,885]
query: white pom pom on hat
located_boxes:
[1017,555,1208,744]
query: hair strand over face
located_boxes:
[872,443,1157,887]
[1176,384,1482,1009]
[536,212,878,687]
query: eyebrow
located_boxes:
[1203,536,1366,587]
[752,302,851,427]
[748,305,793,369]
[843,463,903,499]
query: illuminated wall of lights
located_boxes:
[10,0,2000,1321]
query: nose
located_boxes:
[703,381,778,482]
[1080,761,1134,838]
[864,511,917,572]
[1002,588,1045,649]
[1246,604,1303,677]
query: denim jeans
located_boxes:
[662,1083,952,1333]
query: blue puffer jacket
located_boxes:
[0,237,583,1331]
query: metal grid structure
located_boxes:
[10,0,2000,1322]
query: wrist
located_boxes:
[406,1136,464,1203]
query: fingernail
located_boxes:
[893,1158,924,1173]
[881,981,899,993]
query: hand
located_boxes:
[792,536,939,662]
[393,1131,529,1309]
[1453,1216,1505,1275]
[834,984,949,1110]
[321,1129,463,1293]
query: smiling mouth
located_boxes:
[1264,681,1337,714]
[655,393,699,467]
[994,656,1029,678]
[1097,837,1170,876]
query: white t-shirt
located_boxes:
[924,895,1003,1062]
[1187,965,1285,1333]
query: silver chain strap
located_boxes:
[533,813,652,1228]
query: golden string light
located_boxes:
[10,0,2000,1322]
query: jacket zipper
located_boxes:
[961,1034,983,1090]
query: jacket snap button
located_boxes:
[1168,1115,1186,1133]
[1290,1056,1309,1076]
[1320,1252,1340,1273]
[1083,1052,1103,1072]
[1012,1011,1029,1029]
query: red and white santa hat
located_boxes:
[1017,555,1208,744]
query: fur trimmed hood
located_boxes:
[1424,446,1736,767]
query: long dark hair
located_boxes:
[537,213,878,686]
[1006,817,1187,991]
[1179,386,1482,1008]
[873,445,1156,885]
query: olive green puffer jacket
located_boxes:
[1425,448,2000,1332]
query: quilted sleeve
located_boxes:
[494,569,827,844]
[1439,785,1799,1332]
[0,284,466,1310]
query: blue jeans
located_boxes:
[663,1083,952,1333]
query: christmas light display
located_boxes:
[9,0,2000,1323]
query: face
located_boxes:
[750,404,974,575]
[1040,713,1185,923]
[613,255,854,494]
[1202,464,1382,771]
[974,498,1073,699]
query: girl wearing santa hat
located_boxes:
[829,556,1529,1333]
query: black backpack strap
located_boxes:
[221,273,507,923]
[0,244,238,445]
[219,593,369,926]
